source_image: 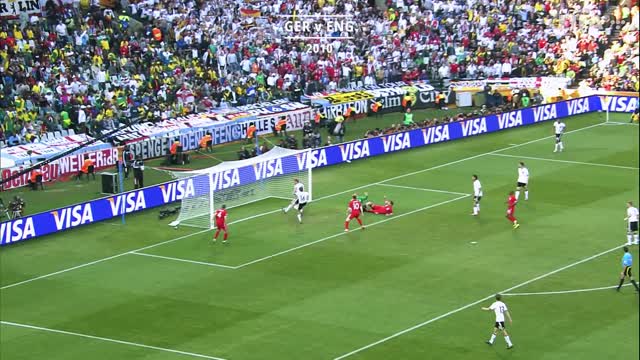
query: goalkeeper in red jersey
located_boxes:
[363,196,394,216]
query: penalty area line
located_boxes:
[490,153,639,170]
[129,252,238,269]
[375,183,469,196]
[504,283,632,296]
[332,244,624,360]
[0,321,227,360]
[234,194,470,269]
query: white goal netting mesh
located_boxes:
[166,147,312,229]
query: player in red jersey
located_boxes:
[213,205,229,242]
[506,191,519,229]
[364,197,394,216]
[345,195,365,232]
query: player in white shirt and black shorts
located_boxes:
[283,179,305,214]
[625,201,639,245]
[472,174,483,216]
[482,294,514,349]
[515,162,529,201]
[553,119,566,153]
[294,191,310,223]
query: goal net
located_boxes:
[165,147,312,229]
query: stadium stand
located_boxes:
[0,0,637,148]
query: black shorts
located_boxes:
[494,322,505,330]
[517,182,527,188]
[474,196,482,203]
[555,133,562,142]
[629,221,638,233]
[623,266,632,277]
[298,202,307,211]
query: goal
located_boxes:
[166,147,312,229]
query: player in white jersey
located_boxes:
[472,174,483,216]
[515,162,529,201]
[293,191,310,223]
[283,179,305,213]
[482,294,514,349]
[553,120,566,152]
[625,201,639,245]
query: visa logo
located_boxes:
[212,169,241,191]
[533,104,558,122]
[0,218,36,244]
[497,111,523,129]
[567,98,590,116]
[602,96,638,113]
[51,204,94,231]
[382,132,411,152]
[253,159,283,180]
[160,179,195,203]
[108,191,147,216]
[421,124,450,145]
[296,149,328,169]
[460,117,487,137]
[339,140,370,161]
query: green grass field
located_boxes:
[1,112,638,360]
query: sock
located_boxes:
[628,234,634,244]
[554,143,559,152]
[515,191,520,200]
[297,213,302,223]
[559,142,564,150]
[524,191,528,200]
[489,334,496,344]
[284,204,292,213]
[477,204,480,212]
[345,221,349,230]
[617,278,624,290]
[214,230,220,239]
[473,206,478,215]
[223,232,228,241]
[631,279,640,291]
[634,234,639,244]
[356,218,363,226]
[505,336,513,347]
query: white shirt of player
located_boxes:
[489,300,508,322]
[518,166,529,184]
[553,120,566,134]
[296,191,310,205]
[473,179,483,197]
[294,182,304,194]
[627,206,639,223]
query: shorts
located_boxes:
[517,182,527,188]
[216,223,227,231]
[506,207,515,215]
[494,322,505,330]
[629,221,638,233]
[555,133,562,142]
[623,266,632,277]
[298,202,307,211]
[347,212,361,220]
[474,196,482,203]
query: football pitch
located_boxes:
[1,113,638,360]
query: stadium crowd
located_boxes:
[0,0,637,148]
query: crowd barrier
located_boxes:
[0,95,637,245]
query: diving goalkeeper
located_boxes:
[363,196,394,216]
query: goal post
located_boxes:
[166,147,312,229]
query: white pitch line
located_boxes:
[376,183,469,196]
[504,283,632,296]
[491,153,640,170]
[333,244,623,360]
[0,229,210,290]
[235,194,470,269]
[0,321,227,360]
[130,252,238,269]
[377,122,605,185]
[0,122,605,291]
